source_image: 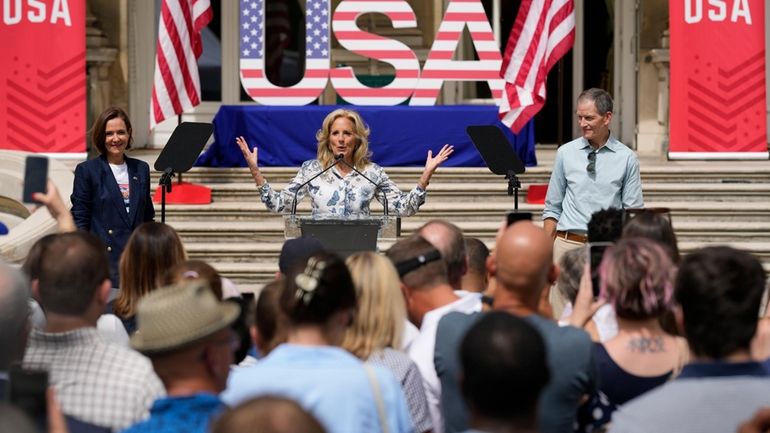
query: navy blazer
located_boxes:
[71,155,155,285]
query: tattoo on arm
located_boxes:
[628,336,665,353]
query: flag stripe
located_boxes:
[151,0,212,129]
[435,31,496,41]
[333,11,415,20]
[499,0,575,133]
[163,2,200,107]
[410,0,503,106]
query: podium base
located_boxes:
[152,182,212,204]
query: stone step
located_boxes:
[152,165,770,185]
[161,201,770,223]
[151,181,770,203]
[129,148,770,294]
[170,219,770,247]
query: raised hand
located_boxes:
[418,144,454,189]
[567,263,606,328]
[236,136,258,170]
[424,144,454,174]
[33,180,75,232]
[236,136,266,186]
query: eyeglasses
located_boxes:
[623,207,672,225]
[587,151,596,174]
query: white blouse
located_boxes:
[259,160,426,217]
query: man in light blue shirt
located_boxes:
[542,88,643,316]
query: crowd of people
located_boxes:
[3,208,770,433]
[4,94,770,433]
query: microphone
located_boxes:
[335,154,389,217]
[291,155,345,216]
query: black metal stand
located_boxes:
[506,170,522,211]
[153,122,214,224]
[158,169,175,223]
[466,125,526,214]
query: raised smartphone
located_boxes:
[8,366,48,429]
[23,156,48,203]
[588,242,613,298]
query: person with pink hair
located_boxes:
[572,237,687,432]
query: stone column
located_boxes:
[649,30,670,153]
[86,5,117,157]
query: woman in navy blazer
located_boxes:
[71,107,155,286]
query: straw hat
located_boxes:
[130,280,240,354]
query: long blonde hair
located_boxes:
[342,252,405,359]
[315,109,371,170]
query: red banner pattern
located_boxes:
[0,0,86,153]
[669,0,767,157]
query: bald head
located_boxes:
[418,220,466,288]
[493,222,555,297]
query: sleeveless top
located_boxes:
[576,343,672,432]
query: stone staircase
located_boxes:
[135,149,770,293]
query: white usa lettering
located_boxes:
[684,0,752,25]
[2,0,72,26]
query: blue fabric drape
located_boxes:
[196,105,536,168]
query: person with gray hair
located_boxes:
[0,262,31,398]
[556,247,617,342]
[542,88,644,317]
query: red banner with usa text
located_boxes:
[669,0,768,159]
[0,0,86,153]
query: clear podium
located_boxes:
[284,215,398,258]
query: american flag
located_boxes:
[150,0,212,129]
[498,0,575,133]
[240,0,329,105]
[331,0,420,105]
[410,0,504,106]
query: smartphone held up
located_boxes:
[23,156,49,204]
[7,366,49,430]
[588,242,613,298]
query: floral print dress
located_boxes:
[258,159,426,217]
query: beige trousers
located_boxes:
[549,236,585,319]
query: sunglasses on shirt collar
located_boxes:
[394,249,442,277]
[587,150,597,174]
